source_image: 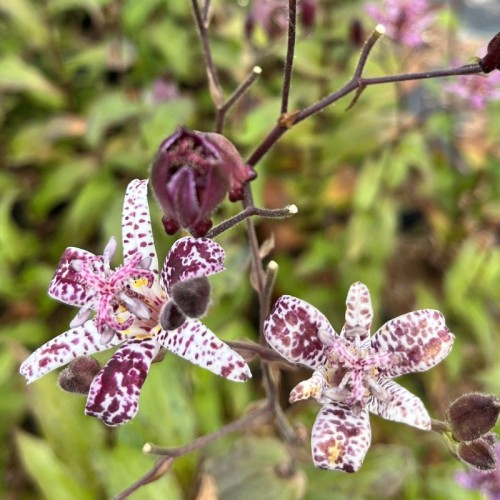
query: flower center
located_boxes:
[324,336,396,411]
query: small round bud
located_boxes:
[457,438,497,471]
[172,277,211,318]
[160,300,186,331]
[446,392,500,442]
[58,356,101,395]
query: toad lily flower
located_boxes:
[264,282,454,472]
[20,179,251,426]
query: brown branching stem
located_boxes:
[190,0,224,107]
[114,457,173,500]
[281,0,297,114]
[143,403,273,456]
[246,24,484,167]
[226,340,293,363]
[215,66,262,133]
[206,203,297,239]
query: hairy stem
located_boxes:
[281,0,297,114]
[144,404,272,456]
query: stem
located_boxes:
[431,419,451,434]
[245,20,483,168]
[202,0,211,24]
[114,457,173,500]
[206,204,297,239]
[190,0,224,107]
[226,340,293,363]
[281,0,297,114]
[215,66,262,133]
[144,404,272,456]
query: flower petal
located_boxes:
[311,403,371,472]
[290,368,328,403]
[370,309,454,377]
[341,282,372,339]
[85,337,159,426]
[19,321,123,383]
[366,379,431,430]
[161,237,225,293]
[121,179,158,274]
[263,296,331,368]
[48,247,100,307]
[158,319,251,382]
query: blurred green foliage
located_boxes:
[1,0,499,498]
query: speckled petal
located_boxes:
[161,237,225,293]
[19,321,124,384]
[158,319,251,382]
[85,337,159,426]
[290,368,328,403]
[263,296,331,369]
[121,179,158,274]
[370,309,454,377]
[311,403,371,473]
[367,379,431,430]
[341,282,372,339]
[48,247,100,307]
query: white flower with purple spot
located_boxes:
[20,179,251,426]
[264,282,454,472]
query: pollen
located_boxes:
[133,277,149,289]
[328,441,343,465]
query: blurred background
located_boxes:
[1,0,500,498]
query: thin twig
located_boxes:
[281,0,297,114]
[431,419,451,434]
[226,340,293,363]
[202,0,211,25]
[144,404,272,456]
[215,66,262,133]
[114,457,173,500]
[206,203,297,239]
[190,0,224,107]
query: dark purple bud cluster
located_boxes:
[58,356,101,395]
[479,32,500,73]
[446,393,500,470]
[160,277,211,331]
[151,127,256,237]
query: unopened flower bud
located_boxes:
[479,31,500,73]
[457,438,497,471]
[300,0,316,31]
[172,277,211,318]
[446,393,500,442]
[349,19,364,49]
[160,300,186,331]
[58,356,101,395]
[151,127,256,237]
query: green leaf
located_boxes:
[85,92,145,148]
[16,431,94,500]
[0,56,64,106]
[0,1,49,48]
[205,437,307,500]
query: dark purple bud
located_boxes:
[349,19,364,49]
[457,438,497,471]
[300,0,316,31]
[172,277,211,318]
[58,356,101,395]
[160,300,186,331]
[151,127,256,237]
[479,32,500,74]
[446,393,500,442]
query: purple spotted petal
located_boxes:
[311,403,371,472]
[263,296,331,369]
[341,281,372,339]
[85,337,159,426]
[19,321,124,383]
[121,179,158,274]
[48,247,101,307]
[158,319,251,382]
[161,237,225,294]
[371,309,454,378]
[367,379,431,430]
